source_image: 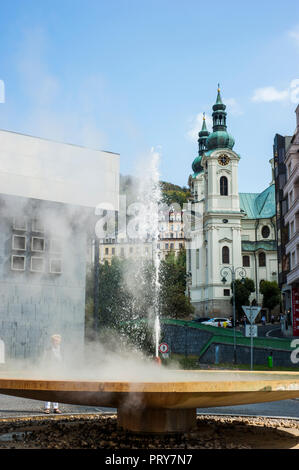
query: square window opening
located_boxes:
[31,257,44,273]
[12,235,26,251]
[11,255,25,271]
[31,237,45,252]
[50,259,62,274]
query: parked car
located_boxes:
[192,317,210,323]
[201,317,232,328]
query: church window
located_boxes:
[243,255,250,267]
[223,289,230,296]
[261,226,270,239]
[222,246,230,264]
[220,176,228,196]
[258,252,266,267]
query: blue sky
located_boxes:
[0,0,298,193]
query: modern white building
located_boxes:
[186,88,278,317]
[0,129,119,360]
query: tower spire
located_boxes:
[212,84,227,131]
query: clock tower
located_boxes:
[188,86,243,316]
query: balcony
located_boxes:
[287,264,299,285]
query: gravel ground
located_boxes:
[0,413,298,449]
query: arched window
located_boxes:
[220,176,228,196]
[258,252,266,267]
[222,246,230,264]
[261,226,270,238]
[243,255,250,267]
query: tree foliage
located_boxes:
[260,280,281,313]
[231,278,255,318]
[85,248,194,348]
[159,249,194,319]
[159,181,191,207]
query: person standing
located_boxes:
[44,334,62,414]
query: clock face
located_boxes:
[218,154,230,166]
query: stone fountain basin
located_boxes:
[1,370,299,432]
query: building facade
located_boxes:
[273,133,292,319]
[186,87,278,317]
[99,209,186,264]
[283,105,299,336]
[0,129,119,361]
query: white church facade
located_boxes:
[186,87,278,317]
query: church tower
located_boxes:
[188,86,243,316]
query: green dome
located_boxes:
[192,155,203,174]
[206,130,235,151]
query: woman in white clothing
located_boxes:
[44,334,62,414]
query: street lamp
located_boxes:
[220,266,246,364]
[185,272,192,300]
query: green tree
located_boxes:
[159,249,194,319]
[159,181,191,207]
[231,278,255,319]
[260,280,281,314]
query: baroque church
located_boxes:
[186,86,278,317]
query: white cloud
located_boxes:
[186,112,213,142]
[251,80,299,104]
[225,97,243,116]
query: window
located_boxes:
[222,246,230,264]
[49,259,62,274]
[196,249,199,269]
[261,226,270,239]
[120,248,125,257]
[11,255,25,271]
[13,217,27,231]
[223,289,230,296]
[105,247,109,255]
[32,219,44,233]
[50,238,62,254]
[12,235,26,251]
[290,221,295,237]
[31,237,45,252]
[220,176,228,196]
[170,243,174,249]
[31,257,44,272]
[165,243,169,250]
[243,255,250,267]
[258,252,266,267]
[291,251,295,269]
[112,248,115,255]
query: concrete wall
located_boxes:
[0,194,90,361]
[162,323,297,368]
